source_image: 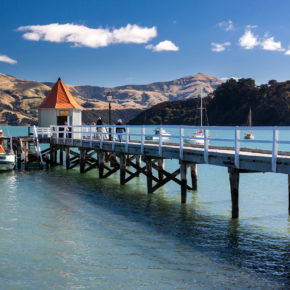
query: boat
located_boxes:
[145,128,171,141]
[244,108,254,140]
[0,130,15,171]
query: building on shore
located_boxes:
[38,77,84,127]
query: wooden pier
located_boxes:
[14,125,290,218]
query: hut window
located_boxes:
[59,110,69,116]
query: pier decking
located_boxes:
[15,125,290,218]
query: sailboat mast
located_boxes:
[249,107,252,127]
[200,87,203,127]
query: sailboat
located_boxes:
[244,108,254,140]
[0,129,16,171]
[184,88,206,145]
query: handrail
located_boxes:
[37,125,290,173]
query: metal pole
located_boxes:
[109,101,112,141]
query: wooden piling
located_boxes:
[120,154,126,185]
[190,163,198,191]
[136,155,141,177]
[23,142,28,170]
[59,146,63,166]
[229,168,239,218]
[80,149,86,173]
[50,145,54,166]
[98,151,105,178]
[288,174,290,215]
[145,158,153,193]
[180,161,188,203]
[17,142,21,169]
[158,159,165,180]
[65,147,70,169]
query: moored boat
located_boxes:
[145,128,171,141]
[0,130,15,171]
[244,107,254,140]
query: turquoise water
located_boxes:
[0,127,289,289]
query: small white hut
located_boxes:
[38,77,84,127]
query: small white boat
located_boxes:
[0,153,16,171]
[244,108,254,140]
[145,128,171,141]
[0,131,15,171]
[184,131,205,145]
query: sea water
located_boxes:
[0,127,289,289]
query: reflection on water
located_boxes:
[0,168,288,289]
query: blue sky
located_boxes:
[1,0,290,87]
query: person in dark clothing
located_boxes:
[96,117,103,139]
[116,119,126,142]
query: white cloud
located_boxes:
[239,27,259,49]
[217,20,234,31]
[17,23,157,48]
[0,54,17,64]
[211,42,230,52]
[146,40,179,52]
[261,36,284,51]
[285,49,290,55]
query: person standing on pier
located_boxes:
[116,119,126,142]
[96,117,103,140]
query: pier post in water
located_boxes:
[120,153,126,185]
[59,146,63,166]
[288,175,290,215]
[80,149,86,173]
[98,151,105,178]
[190,163,198,191]
[180,161,188,203]
[229,168,240,218]
[145,158,153,193]
[65,147,70,169]
[50,145,54,166]
[158,159,165,181]
[136,155,141,177]
[17,142,21,169]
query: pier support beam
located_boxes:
[180,161,188,203]
[17,142,21,169]
[59,146,63,166]
[190,163,198,191]
[158,159,165,181]
[120,154,126,185]
[229,168,240,218]
[98,151,105,178]
[136,155,141,177]
[80,149,86,173]
[288,175,290,215]
[65,147,70,169]
[50,145,54,166]
[145,158,153,193]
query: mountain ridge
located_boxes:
[0,72,222,125]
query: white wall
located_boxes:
[38,109,57,127]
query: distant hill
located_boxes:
[129,78,290,126]
[0,72,222,125]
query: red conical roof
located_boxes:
[39,78,84,109]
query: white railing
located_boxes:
[36,125,290,172]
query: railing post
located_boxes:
[125,126,129,152]
[90,126,92,147]
[100,127,103,149]
[141,127,145,154]
[159,125,162,156]
[180,127,184,160]
[112,126,115,150]
[56,126,59,143]
[272,127,279,172]
[204,129,209,163]
[234,127,240,168]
